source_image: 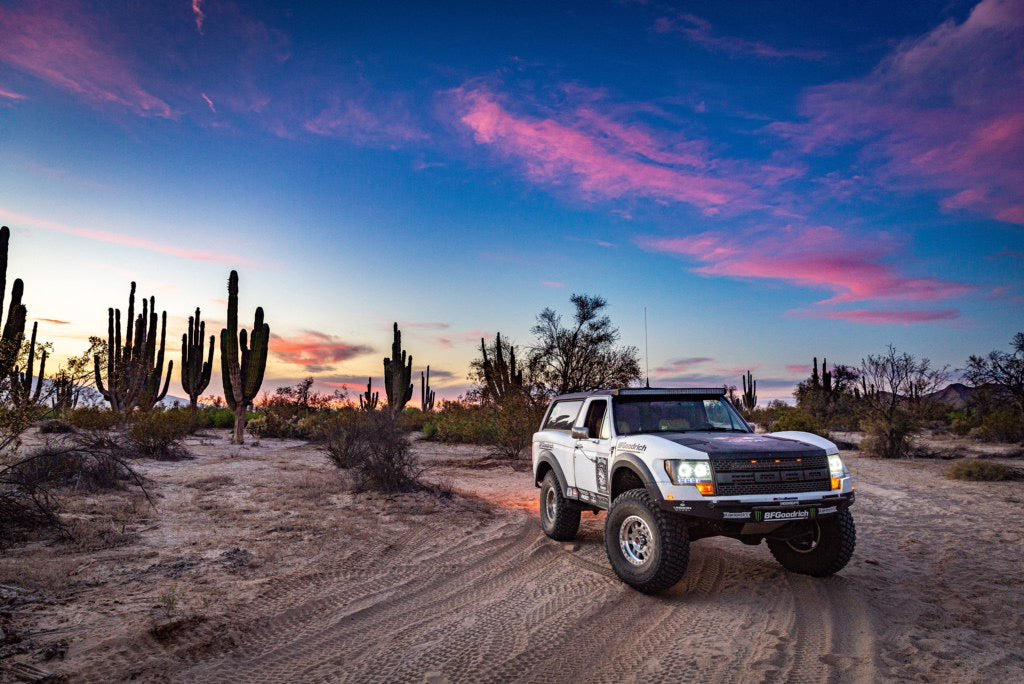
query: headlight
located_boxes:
[828,454,844,476]
[665,459,714,485]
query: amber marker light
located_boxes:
[831,477,842,490]
[696,483,715,496]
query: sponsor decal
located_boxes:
[722,511,751,520]
[760,509,811,522]
[595,457,609,494]
[538,442,554,450]
[673,503,693,512]
[617,442,647,453]
[818,505,838,515]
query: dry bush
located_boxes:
[0,434,151,547]
[324,412,421,492]
[491,395,545,460]
[38,419,75,434]
[129,409,191,459]
[948,459,1023,482]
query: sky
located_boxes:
[1,0,1022,404]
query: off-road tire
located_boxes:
[604,488,689,593]
[767,508,856,577]
[539,471,581,541]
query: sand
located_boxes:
[1,431,1022,682]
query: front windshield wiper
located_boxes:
[623,427,747,435]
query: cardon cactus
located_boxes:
[0,226,28,379]
[220,271,269,444]
[359,377,379,411]
[421,366,435,412]
[480,332,524,402]
[741,370,757,411]
[51,369,78,410]
[93,282,173,415]
[181,307,214,409]
[11,321,46,406]
[383,322,412,414]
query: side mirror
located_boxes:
[571,426,590,440]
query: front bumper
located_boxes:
[654,487,855,523]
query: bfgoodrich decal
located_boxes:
[617,442,647,452]
[758,509,811,522]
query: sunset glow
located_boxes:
[1,0,1021,404]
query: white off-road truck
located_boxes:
[532,388,855,593]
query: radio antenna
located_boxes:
[644,306,650,388]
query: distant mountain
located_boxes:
[926,383,974,409]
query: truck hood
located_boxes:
[647,432,827,460]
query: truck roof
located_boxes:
[552,387,728,401]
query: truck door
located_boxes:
[573,398,613,508]
[538,398,585,489]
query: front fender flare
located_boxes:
[534,451,568,495]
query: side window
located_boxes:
[583,400,610,440]
[544,400,584,431]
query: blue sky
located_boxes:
[1,0,1022,402]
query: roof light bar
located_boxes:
[612,387,727,397]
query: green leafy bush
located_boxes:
[773,409,829,438]
[947,459,1021,482]
[430,401,500,444]
[63,407,120,432]
[860,414,916,459]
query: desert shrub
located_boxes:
[949,411,974,436]
[968,408,1024,443]
[64,406,120,432]
[398,408,432,432]
[491,395,546,460]
[324,412,420,492]
[1,434,150,547]
[431,401,500,444]
[39,419,75,434]
[128,409,191,460]
[947,459,1022,482]
[772,409,829,437]
[860,414,916,459]
[422,420,438,440]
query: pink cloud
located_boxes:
[305,96,428,148]
[0,1,175,119]
[0,207,260,267]
[451,86,753,212]
[654,14,826,60]
[786,364,812,375]
[0,86,27,101]
[770,0,1024,225]
[637,225,973,307]
[271,332,373,372]
[802,309,961,325]
[37,318,70,326]
[192,0,206,34]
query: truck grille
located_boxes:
[711,454,831,497]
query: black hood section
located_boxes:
[658,432,827,460]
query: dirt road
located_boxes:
[2,435,1022,682]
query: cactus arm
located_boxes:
[220,328,238,411]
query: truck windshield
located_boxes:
[612,396,751,435]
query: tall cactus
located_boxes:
[421,366,435,412]
[383,322,412,414]
[0,226,28,379]
[220,270,269,444]
[93,282,173,415]
[51,369,78,411]
[822,357,833,394]
[11,321,46,406]
[181,307,214,409]
[741,370,757,411]
[480,332,524,402]
[359,377,379,411]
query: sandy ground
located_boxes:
[1,431,1023,683]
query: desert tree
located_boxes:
[963,332,1024,428]
[529,293,641,395]
[50,337,106,410]
[858,345,949,458]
